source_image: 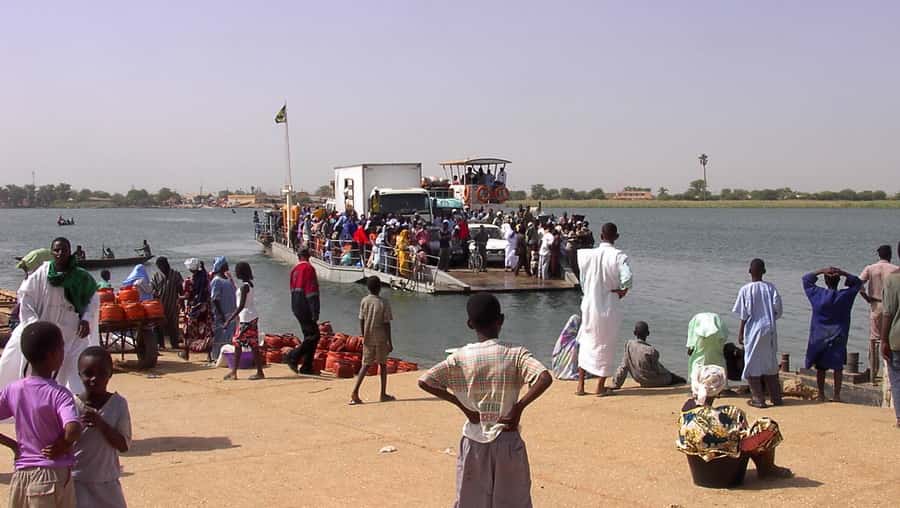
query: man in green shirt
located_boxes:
[880,246,900,427]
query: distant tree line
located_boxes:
[0,183,185,208]
[659,180,899,201]
[506,181,899,201]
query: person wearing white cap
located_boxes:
[676,365,792,481]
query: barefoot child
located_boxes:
[418,293,553,507]
[350,276,394,404]
[224,261,265,381]
[0,321,83,508]
[73,346,131,508]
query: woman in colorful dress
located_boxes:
[179,258,212,361]
[224,262,264,381]
[676,365,792,483]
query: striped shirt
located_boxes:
[420,339,547,443]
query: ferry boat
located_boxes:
[254,158,578,295]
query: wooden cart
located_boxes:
[99,318,164,369]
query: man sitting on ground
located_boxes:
[612,321,686,389]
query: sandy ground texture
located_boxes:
[1,354,899,508]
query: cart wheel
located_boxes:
[135,329,159,369]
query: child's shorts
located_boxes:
[362,338,392,365]
[456,432,532,507]
[232,319,260,351]
[10,466,76,508]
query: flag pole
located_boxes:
[282,101,294,245]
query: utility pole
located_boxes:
[698,154,709,200]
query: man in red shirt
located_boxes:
[286,248,321,374]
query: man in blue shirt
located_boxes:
[802,267,862,402]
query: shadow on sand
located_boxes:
[127,436,238,457]
[738,474,824,490]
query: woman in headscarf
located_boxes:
[676,365,792,483]
[551,314,581,380]
[209,256,237,362]
[180,258,212,361]
[395,229,411,277]
[122,264,153,301]
[686,312,729,380]
[15,248,53,277]
[0,237,100,393]
[151,256,184,349]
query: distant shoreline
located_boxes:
[507,199,900,209]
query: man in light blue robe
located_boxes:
[733,258,783,408]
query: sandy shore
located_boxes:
[2,353,898,507]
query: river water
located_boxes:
[2,207,898,374]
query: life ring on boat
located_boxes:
[463,185,471,203]
[493,186,510,203]
[476,185,492,203]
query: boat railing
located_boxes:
[308,238,367,268]
[369,249,439,292]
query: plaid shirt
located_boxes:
[420,339,547,443]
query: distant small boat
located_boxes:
[231,209,237,214]
[57,219,75,226]
[79,254,154,270]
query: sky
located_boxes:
[1,1,899,195]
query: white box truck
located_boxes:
[333,163,432,221]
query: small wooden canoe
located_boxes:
[80,255,154,270]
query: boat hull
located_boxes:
[80,255,154,270]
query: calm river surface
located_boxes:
[2,207,898,374]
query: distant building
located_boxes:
[612,190,654,200]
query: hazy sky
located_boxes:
[2,1,898,195]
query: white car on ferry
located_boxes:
[468,224,508,265]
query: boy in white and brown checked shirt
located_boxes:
[419,293,553,508]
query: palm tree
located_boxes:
[698,153,709,200]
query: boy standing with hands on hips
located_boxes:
[419,293,552,507]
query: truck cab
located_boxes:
[371,187,433,223]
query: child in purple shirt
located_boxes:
[0,321,83,508]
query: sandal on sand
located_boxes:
[248,374,264,381]
[349,399,363,406]
[747,399,768,409]
[380,394,396,402]
[223,373,237,381]
[178,352,189,361]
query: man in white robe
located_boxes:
[576,223,632,395]
[0,239,100,394]
[503,223,518,271]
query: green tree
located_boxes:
[586,188,606,200]
[836,188,857,201]
[55,183,73,201]
[545,188,560,200]
[508,190,527,200]
[315,184,333,196]
[559,187,578,200]
[530,184,548,200]
[155,187,180,203]
[125,188,153,207]
[35,185,57,207]
[92,190,111,199]
[5,185,27,207]
[76,188,93,202]
[872,190,888,200]
[688,179,708,200]
[656,187,669,200]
